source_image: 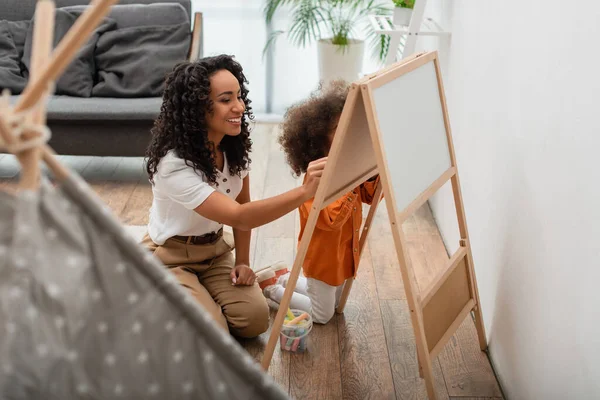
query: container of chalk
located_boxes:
[280,309,312,353]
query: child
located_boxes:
[257,80,380,324]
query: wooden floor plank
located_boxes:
[289,316,342,400]
[119,180,152,225]
[248,124,272,266]
[253,238,295,274]
[259,126,299,238]
[251,125,298,270]
[448,397,502,400]
[368,199,406,301]
[237,309,291,394]
[337,244,395,400]
[248,123,271,201]
[381,299,449,400]
[83,158,141,223]
[437,317,503,398]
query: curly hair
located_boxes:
[145,54,254,185]
[278,80,349,176]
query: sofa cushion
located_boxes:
[41,96,163,121]
[6,20,29,57]
[1,0,192,23]
[92,22,190,97]
[63,3,189,29]
[22,9,116,98]
[0,20,29,94]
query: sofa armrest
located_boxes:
[188,12,203,61]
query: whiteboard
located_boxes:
[370,60,452,212]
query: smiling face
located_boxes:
[205,69,245,143]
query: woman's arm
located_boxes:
[194,157,327,231]
[231,175,255,285]
[233,175,251,266]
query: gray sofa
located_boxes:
[0,0,202,157]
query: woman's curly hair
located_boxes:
[278,80,349,176]
[145,54,253,185]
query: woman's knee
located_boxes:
[225,295,270,338]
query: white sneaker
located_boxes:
[263,283,283,300]
[257,268,277,290]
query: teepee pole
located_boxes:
[17,0,55,191]
[3,0,119,183]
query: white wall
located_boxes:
[191,0,267,112]
[427,1,600,398]
[191,0,393,114]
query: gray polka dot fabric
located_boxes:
[0,175,288,400]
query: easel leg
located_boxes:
[416,341,424,378]
[336,183,384,314]
[335,277,353,314]
[473,305,487,351]
[416,341,437,400]
[261,208,320,370]
[463,242,488,351]
[468,252,487,351]
[261,253,305,369]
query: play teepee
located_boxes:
[0,1,288,399]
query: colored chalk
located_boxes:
[286,308,295,320]
[279,309,313,353]
[286,312,309,326]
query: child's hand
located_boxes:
[303,157,327,198]
[230,264,256,286]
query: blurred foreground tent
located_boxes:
[0,0,288,399]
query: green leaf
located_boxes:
[263,0,395,60]
[264,0,294,24]
[287,0,323,48]
[262,29,285,59]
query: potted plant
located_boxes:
[392,0,415,26]
[263,0,391,85]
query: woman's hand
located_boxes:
[230,264,256,286]
[302,157,328,199]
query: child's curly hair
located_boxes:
[279,80,349,176]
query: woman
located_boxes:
[142,55,326,338]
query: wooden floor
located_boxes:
[0,124,503,400]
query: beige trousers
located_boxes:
[142,232,269,338]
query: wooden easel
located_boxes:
[261,51,487,400]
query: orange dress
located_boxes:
[298,176,380,286]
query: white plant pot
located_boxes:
[317,38,364,85]
[393,7,413,26]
